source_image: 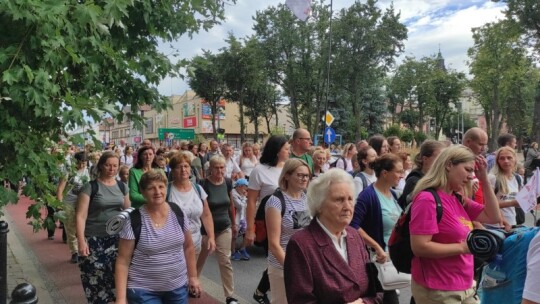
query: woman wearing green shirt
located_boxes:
[129,146,160,208]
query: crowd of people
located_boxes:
[36,127,540,304]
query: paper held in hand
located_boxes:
[516,168,540,212]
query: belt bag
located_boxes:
[372,256,411,290]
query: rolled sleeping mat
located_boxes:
[106,207,136,235]
[466,228,506,261]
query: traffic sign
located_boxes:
[324,127,336,144]
[158,128,195,140]
[325,111,335,126]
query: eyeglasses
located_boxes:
[298,138,312,141]
[389,169,405,174]
[296,173,310,180]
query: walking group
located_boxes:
[40,127,540,304]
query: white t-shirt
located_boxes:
[353,171,377,199]
[239,157,257,177]
[336,157,353,172]
[225,157,241,179]
[168,184,208,252]
[524,231,540,301]
[488,174,519,226]
[248,164,282,203]
[121,154,134,168]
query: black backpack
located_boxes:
[254,189,286,247]
[352,171,369,193]
[389,188,463,273]
[129,202,185,248]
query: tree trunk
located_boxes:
[239,96,245,143]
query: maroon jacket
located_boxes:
[284,219,383,304]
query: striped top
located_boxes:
[265,191,310,270]
[119,205,190,291]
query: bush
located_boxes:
[401,129,414,143]
[384,124,402,138]
[414,131,427,145]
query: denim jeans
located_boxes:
[127,285,188,304]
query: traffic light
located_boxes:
[218,128,225,135]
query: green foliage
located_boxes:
[384,124,402,138]
[401,129,414,143]
[468,20,536,150]
[0,0,232,228]
[414,131,427,145]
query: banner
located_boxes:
[516,168,540,212]
[286,0,312,21]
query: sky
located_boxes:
[156,0,507,96]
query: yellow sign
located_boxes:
[325,111,334,126]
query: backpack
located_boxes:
[129,202,185,248]
[389,188,460,274]
[397,169,424,209]
[254,189,286,247]
[330,156,345,168]
[479,227,540,304]
[89,180,127,203]
[494,173,524,225]
[352,171,369,193]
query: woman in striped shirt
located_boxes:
[115,170,200,304]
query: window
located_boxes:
[145,118,153,134]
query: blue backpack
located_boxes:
[479,226,540,304]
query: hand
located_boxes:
[189,277,202,298]
[461,241,470,254]
[474,155,488,179]
[78,239,90,257]
[231,225,238,236]
[243,230,255,247]
[207,237,216,254]
[375,248,388,263]
[471,179,480,194]
[501,219,512,232]
[347,298,365,304]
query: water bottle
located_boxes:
[482,254,506,288]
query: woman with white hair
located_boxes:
[284,169,383,303]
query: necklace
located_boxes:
[147,206,169,228]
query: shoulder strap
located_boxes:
[129,208,142,248]
[359,172,368,191]
[166,182,172,202]
[514,173,522,189]
[494,178,500,195]
[225,178,233,193]
[168,202,185,229]
[273,189,286,217]
[425,188,443,223]
[117,180,126,196]
[191,182,203,202]
[90,180,98,203]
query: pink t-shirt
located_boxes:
[409,190,484,291]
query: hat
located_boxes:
[234,178,249,187]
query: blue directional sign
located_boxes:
[324,127,336,144]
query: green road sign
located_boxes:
[158,128,195,140]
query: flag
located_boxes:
[285,0,312,21]
[516,168,540,212]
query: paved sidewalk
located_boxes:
[4,210,57,303]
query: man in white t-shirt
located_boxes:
[221,144,243,180]
[523,231,540,304]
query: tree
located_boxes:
[468,20,535,150]
[331,0,407,139]
[0,0,233,227]
[495,0,540,144]
[188,51,228,140]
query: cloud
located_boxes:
[156,0,507,95]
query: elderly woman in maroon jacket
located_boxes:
[284,169,383,304]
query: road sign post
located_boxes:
[158,128,195,141]
[324,127,336,144]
